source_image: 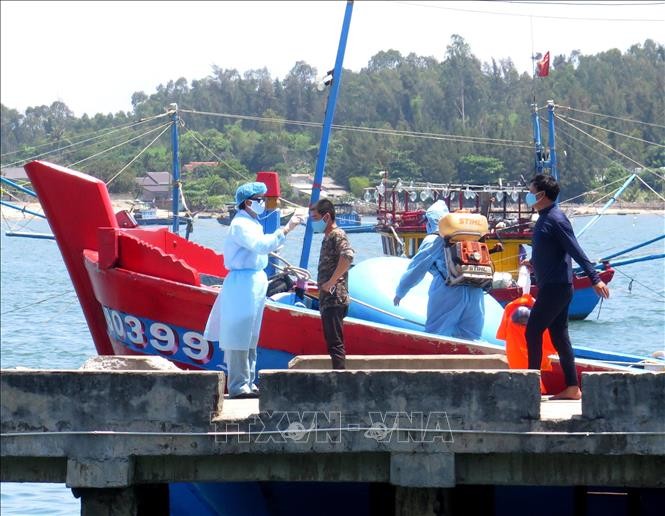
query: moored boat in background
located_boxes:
[131,200,190,226]
[216,203,296,226]
[366,178,615,320]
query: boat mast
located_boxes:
[547,100,558,182]
[298,0,354,269]
[169,103,181,234]
[531,103,545,175]
[531,100,559,195]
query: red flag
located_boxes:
[536,51,550,77]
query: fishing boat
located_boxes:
[15,0,662,390]
[366,175,614,320]
[7,0,661,386]
[6,2,664,513]
[25,158,653,393]
[131,199,190,227]
[364,101,627,320]
[334,202,362,227]
[14,152,662,516]
[216,202,296,226]
[331,202,378,234]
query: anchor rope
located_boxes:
[612,267,665,300]
[0,207,42,234]
[0,289,75,316]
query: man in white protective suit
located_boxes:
[204,181,302,398]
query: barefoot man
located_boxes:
[524,174,610,400]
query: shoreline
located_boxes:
[1,199,663,221]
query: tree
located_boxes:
[348,176,370,197]
[457,155,506,184]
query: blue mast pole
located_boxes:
[0,176,37,197]
[587,253,665,270]
[298,0,354,270]
[546,100,558,182]
[599,233,665,262]
[532,103,544,174]
[169,103,181,234]
[0,200,46,218]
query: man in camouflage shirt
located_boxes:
[310,199,355,369]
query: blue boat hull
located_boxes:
[567,284,602,320]
[346,256,505,345]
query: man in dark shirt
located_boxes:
[310,199,355,369]
[525,174,610,400]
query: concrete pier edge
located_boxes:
[2,358,663,514]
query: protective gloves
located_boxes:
[285,214,304,234]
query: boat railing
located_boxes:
[365,181,533,234]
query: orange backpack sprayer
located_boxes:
[438,212,495,289]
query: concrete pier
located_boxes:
[1,356,663,515]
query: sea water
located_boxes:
[1,214,664,514]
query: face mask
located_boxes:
[525,192,540,208]
[248,199,265,216]
[311,216,327,233]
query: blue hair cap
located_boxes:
[235,182,267,207]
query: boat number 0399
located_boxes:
[101,306,213,364]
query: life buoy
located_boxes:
[496,294,558,393]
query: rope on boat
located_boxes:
[1,206,46,238]
[389,225,406,255]
[560,174,634,206]
[612,267,665,301]
[269,253,312,283]
[179,108,531,148]
[548,115,665,202]
[0,290,74,316]
[105,124,172,186]
[556,104,665,130]
[556,112,665,148]
[182,127,251,183]
[634,174,665,203]
[555,115,655,174]
[553,121,626,184]
[581,358,664,369]
[67,122,171,169]
[553,115,665,193]
[182,127,306,211]
[0,112,170,167]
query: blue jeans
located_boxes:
[224,348,257,396]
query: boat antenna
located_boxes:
[298,0,354,270]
